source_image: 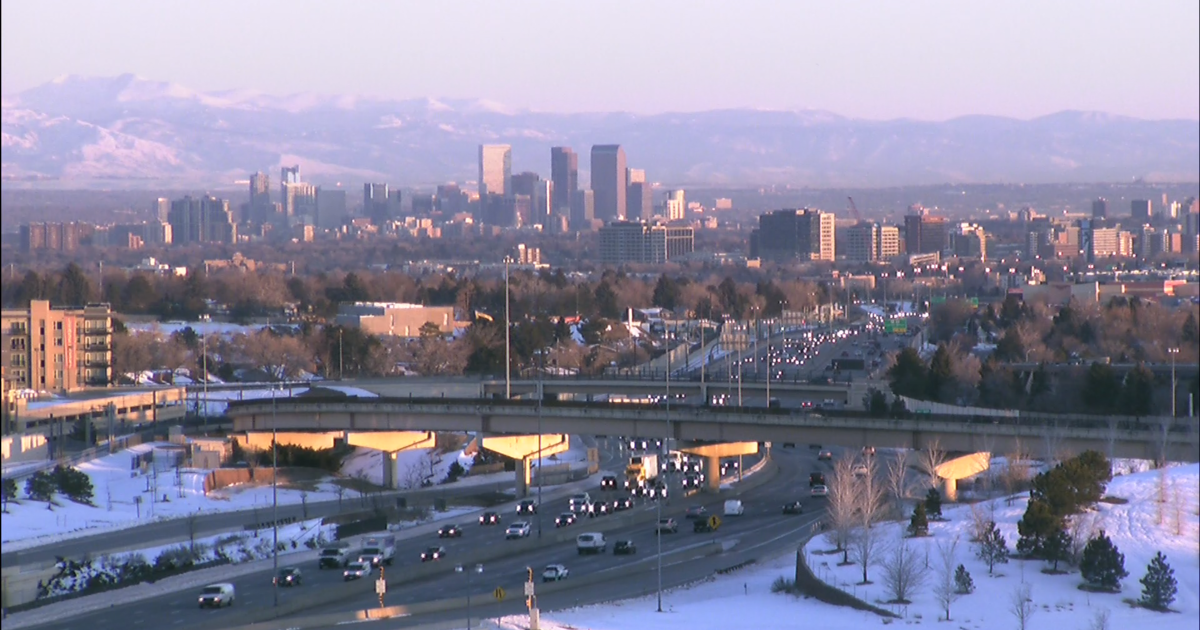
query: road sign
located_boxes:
[524,581,536,596]
[708,515,722,530]
[495,586,507,601]
[375,579,387,595]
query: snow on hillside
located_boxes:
[1,441,343,551]
[341,445,474,488]
[499,464,1199,630]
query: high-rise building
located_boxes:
[249,172,272,224]
[155,197,171,222]
[570,189,595,231]
[479,144,512,198]
[950,223,988,261]
[1,300,112,392]
[756,209,835,261]
[550,147,578,217]
[844,223,880,262]
[627,181,653,221]
[436,183,467,216]
[281,165,301,185]
[20,223,82,253]
[626,168,645,184]
[316,188,347,229]
[167,195,237,245]
[904,212,948,255]
[364,183,391,224]
[283,183,317,223]
[878,226,900,260]
[1092,198,1108,219]
[591,145,627,221]
[1131,199,1152,222]
[511,172,541,200]
[665,190,686,221]
[599,221,694,264]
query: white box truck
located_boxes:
[624,454,659,490]
[723,500,745,516]
[360,534,396,566]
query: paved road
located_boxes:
[31,445,817,630]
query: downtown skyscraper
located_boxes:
[591,144,627,221]
[479,144,512,198]
[550,147,578,217]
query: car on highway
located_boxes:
[506,521,532,539]
[693,517,720,533]
[853,464,869,477]
[556,512,577,528]
[590,501,612,516]
[817,450,833,461]
[862,446,876,457]
[198,583,235,608]
[682,474,702,488]
[273,567,302,587]
[614,540,638,555]
[517,499,538,515]
[656,518,678,533]
[420,546,447,562]
[542,564,570,582]
[600,474,618,490]
[809,472,826,487]
[438,524,463,538]
[685,505,709,520]
[612,496,633,511]
[810,484,829,498]
[343,562,371,581]
[479,511,500,525]
[782,501,804,515]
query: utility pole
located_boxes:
[1168,347,1179,417]
[271,383,279,608]
[339,328,344,380]
[657,321,671,612]
[536,289,544,538]
[504,256,513,399]
[201,333,208,433]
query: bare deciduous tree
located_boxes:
[1088,608,1111,630]
[933,536,960,621]
[920,439,946,492]
[886,450,911,518]
[1067,511,1103,565]
[967,500,996,542]
[826,455,859,565]
[881,534,926,603]
[1001,440,1031,505]
[850,455,887,584]
[1009,583,1035,630]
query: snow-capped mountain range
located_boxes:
[2,74,1197,188]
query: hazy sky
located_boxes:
[3,0,1197,120]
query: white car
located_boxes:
[542,564,569,582]
[853,464,869,477]
[343,561,371,581]
[810,484,829,498]
[198,583,235,608]
[506,521,532,539]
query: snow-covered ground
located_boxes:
[341,444,476,488]
[498,464,1199,630]
[125,321,295,337]
[1,441,345,551]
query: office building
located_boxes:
[249,172,272,224]
[364,183,391,224]
[511,171,549,224]
[20,223,82,253]
[878,226,900,260]
[1,300,112,392]
[755,209,835,262]
[570,189,595,231]
[550,147,578,218]
[591,145,627,221]
[1131,199,1152,221]
[1092,198,1108,219]
[167,195,237,245]
[598,221,694,264]
[665,190,686,221]
[844,222,879,262]
[335,302,456,338]
[316,188,347,230]
[904,211,948,255]
[516,243,542,266]
[282,182,317,224]
[154,197,171,222]
[626,168,645,184]
[949,223,988,261]
[436,184,467,216]
[627,181,653,221]
[479,144,512,198]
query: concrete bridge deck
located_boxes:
[225,397,1199,463]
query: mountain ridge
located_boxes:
[3,75,1197,188]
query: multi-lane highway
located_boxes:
[26,444,827,630]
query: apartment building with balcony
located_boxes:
[1,300,113,393]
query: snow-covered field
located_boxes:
[499,464,1199,630]
[1,441,345,551]
[341,444,475,488]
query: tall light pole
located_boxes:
[456,563,484,629]
[1168,347,1179,418]
[536,289,544,539]
[657,322,671,613]
[765,321,772,406]
[338,328,344,380]
[201,333,208,433]
[271,383,279,608]
[504,256,513,399]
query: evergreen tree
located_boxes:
[909,501,929,536]
[1016,499,1059,557]
[651,275,680,310]
[1080,531,1128,591]
[864,388,889,417]
[1,477,17,512]
[926,344,955,401]
[57,262,93,306]
[594,281,620,319]
[887,347,929,400]
[25,471,55,502]
[1120,364,1156,416]
[976,521,1009,575]
[1042,525,1071,572]
[1082,362,1120,412]
[954,564,975,594]
[1139,551,1177,610]
[924,488,943,519]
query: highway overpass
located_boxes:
[225,397,1199,463]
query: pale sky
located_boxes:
[2,0,1197,120]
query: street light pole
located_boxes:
[536,290,544,539]
[271,383,279,608]
[657,323,671,613]
[1168,347,1179,417]
[504,256,513,399]
[456,563,483,629]
[201,333,208,433]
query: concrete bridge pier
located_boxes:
[933,451,991,502]
[346,431,437,489]
[677,441,760,493]
[481,435,570,499]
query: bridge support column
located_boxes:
[516,456,531,499]
[703,455,721,493]
[942,477,958,502]
[481,435,570,499]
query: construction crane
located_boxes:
[846,196,863,223]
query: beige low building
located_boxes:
[335,302,457,338]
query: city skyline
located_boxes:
[2,1,1197,121]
